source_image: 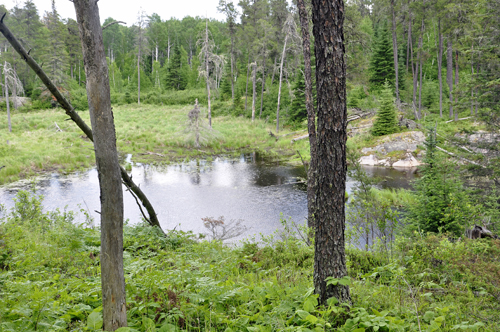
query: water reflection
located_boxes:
[0,154,416,240]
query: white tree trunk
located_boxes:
[276,37,288,133]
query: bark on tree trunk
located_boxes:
[437,19,443,117]
[447,38,453,119]
[406,5,411,71]
[259,55,266,118]
[245,58,250,112]
[296,0,317,229]
[73,1,127,330]
[311,0,351,306]
[455,50,459,86]
[137,53,141,104]
[251,62,256,122]
[13,64,17,110]
[391,0,399,102]
[271,56,277,85]
[276,37,288,133]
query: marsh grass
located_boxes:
[0,105,309,185]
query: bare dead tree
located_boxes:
[198,19,225,128]
[276,13,301,133]
[184,99,219,148]
[1,61,23,132]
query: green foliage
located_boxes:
[371,82,399,136]
[163,44,188,91]
[1,191,499,331]
[369,22,395,90]
[406,129,482,236]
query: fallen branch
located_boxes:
[0,15,164,233]
[54,122,62,132]
[348,124,372,130]
[444,116,472,123]
[436,146,486,169]
[347,111,372,123]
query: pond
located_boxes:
[0,153,417,240]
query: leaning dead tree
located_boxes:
[1,61,23,132]
[0,13,163,233]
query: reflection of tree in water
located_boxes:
[189,160,202,185]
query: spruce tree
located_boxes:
[369,21,394,89]
[288,66,307,124]
[372,82,399,136]
[164,43,187,90]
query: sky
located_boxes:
[3,0,239,25]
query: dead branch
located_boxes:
[0,16,164,233]
[102,21,126,30]
[445,116,472,123]
[291,134,309,143]
[436,146,486,168]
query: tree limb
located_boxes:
[0,15,164,233]
[102,21,126,30]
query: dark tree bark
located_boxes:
[73,1,127,330]
[455,50,459,86]
[390,0,399,102]
[296,0,317,229]
[437,19,443,117]
[311,0,351,305]
[447,38,453,119]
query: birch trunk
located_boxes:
[205,20,212,127]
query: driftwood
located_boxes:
[465,225,499,240]
[0,14,163,232]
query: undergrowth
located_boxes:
[0,191,498,331]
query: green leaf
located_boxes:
[296,310,310,319]
[158,323,179,332]
[143,317,156,332]
[303,296,318,312]
[87,312,103,331]
[305,315,318,324]
[115,328,132,332]
[327,297,339,306]
[352,329,366,332]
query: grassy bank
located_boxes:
[0,191,499,331]
[0,105,309,185]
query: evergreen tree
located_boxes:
[43,0,69,85]
[369,21,394,90]
[288,66,307,124]
[164,43,188,90]
[407,129,480,236]
[371,82,398,136]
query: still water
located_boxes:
[0,154,416,240]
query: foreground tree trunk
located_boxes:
[73,1,127,330]
[296,0,317,229]
[311,0,351,305]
